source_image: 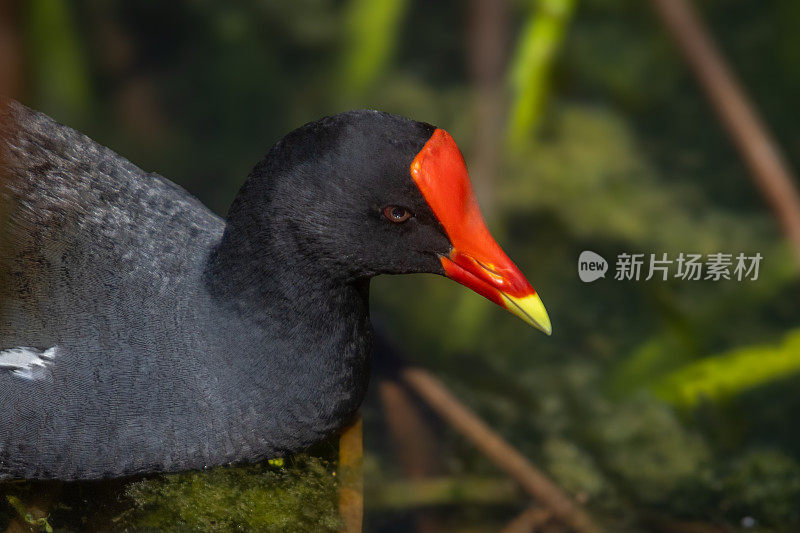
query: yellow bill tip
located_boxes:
[500,292,552,336]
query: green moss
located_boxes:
[4,495,53,532]
[589,394,710,505]
[719,449,800,528]
[118,455,340,532]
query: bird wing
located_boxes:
[0,98,228,479]
[0,98,223,348]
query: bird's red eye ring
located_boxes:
[383,205,412,223]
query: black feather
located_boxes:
[0,100,447,480]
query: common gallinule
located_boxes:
[0,99,549,480]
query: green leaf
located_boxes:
[655,329,800,408]
[25,0,90,120]
[507,0,576,146]
[339,0,409,98]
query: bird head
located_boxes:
[235,110,551,335]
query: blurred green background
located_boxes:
[2,0,800,531]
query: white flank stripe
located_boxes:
[0,346,58,380]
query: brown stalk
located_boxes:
[338,415,364,533]
[651,0,800,264]
[401,367,599,533]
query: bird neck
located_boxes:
[202,218,373,453]
[205,213,370,320]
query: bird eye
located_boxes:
[383,205,412,223]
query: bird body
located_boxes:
[0,99,549,480]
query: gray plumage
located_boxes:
[0,99,446,480]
